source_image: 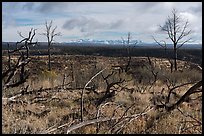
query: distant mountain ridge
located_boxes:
[2,39,202,50]
[65,39,143,45]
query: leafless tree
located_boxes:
[121,32,138,72]
[154,9,192,71]
[41,20,61,71]
[2,28,37,89]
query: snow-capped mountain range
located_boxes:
[66,39,143,45]
[2,38,202,49]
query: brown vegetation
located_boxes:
[2,54,202,134]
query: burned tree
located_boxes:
[2,28,37,89]
[121,32,138,72]
[156,9,192,71]
[41,20,61,71]
[97,70,125,106]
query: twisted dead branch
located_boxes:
[2,28,37,89]
[156,80,202,112]
[64,106,154,134]
[96,70,125,106]
[80,67,107,122]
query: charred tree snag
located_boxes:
[153,9,192,71]
[2,28,37,89]
[41,20,61,71]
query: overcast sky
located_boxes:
[2,2,202,43]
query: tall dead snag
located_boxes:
[41,20,61,71]
[121,32,138,72]
[158,9,192,71]
[2,28,37,89]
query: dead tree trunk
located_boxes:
[2,28,37,89]
[154,9,192,72]
[173,45,177,71]
[48,42,51,71]
[41,20,61,71]
[122,32,138,73]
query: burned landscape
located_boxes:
[2,47,202,134]
[2,2,202,134]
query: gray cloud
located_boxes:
[3,2,202,43]
[21,2,72,14]
[135,2,161,10]
[62,16,124,32]
[188,4,202,14]
[131,2,165,13]
[37,2,66,13]
[22,2,35,10]
[109,20,124,29]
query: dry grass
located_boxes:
[2,55,202,134]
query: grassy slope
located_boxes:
[2,55,202,134]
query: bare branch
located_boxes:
[156,80,202,111]
[176,38,193,49]
[30,29,37,42]
[41,20,61,71]
[66,106,154,134]
[17,31,26,39]
[96,102,116,133]
[2,28,37,89]
[168,80,202,111]
[158,8,193,71]
[177,107,202,125]
[80,67,107,122]
[108,103,135,133]
[121,37,125,45]
[166,82,194,104]
[152,36,166,49]
[42,120,76,134]
[176,20,191,44]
